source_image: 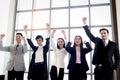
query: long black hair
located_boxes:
[57,38,65,49]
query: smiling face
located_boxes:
[16,33,23,44]
[100,29,109,40]
[16,35,22,44]
[74,36,82,46]
[36,38,43,46]
[57,38,65,49]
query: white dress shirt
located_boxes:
[51,38,67,68]
[35,46,44,63]
[103,39,109,46]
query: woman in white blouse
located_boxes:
[50,29,67,80]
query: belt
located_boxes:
[35,62,44,64]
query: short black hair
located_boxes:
[35,35,43,41]
[16,33,23,37]
[99,28,109,34]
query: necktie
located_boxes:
[103,40,106,46]
[15,45,19,55]
[16,45,19,50]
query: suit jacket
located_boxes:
[66,42,92,72]
[83,25,120,70]
[27,38,50,80]
[0,40,28,71]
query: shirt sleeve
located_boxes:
[51,38,56,51]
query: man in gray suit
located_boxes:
[0,33,28,80]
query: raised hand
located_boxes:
[0,34,5,40]
[84,41,87,44]
[53,29,56,33]
[82,17,87,25]
[61,30,67,40]
[61,30,65,35]
[51,29,56,38]
[46,23,50,32]
[23,25,28,34]
[21,36,25,41]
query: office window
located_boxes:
[90,0,110,4]
[71,0,88,6]
[17,0,32,10]
[51,0,68,7]
[34,0,50,9]
[15,12,32,29]
[51,9,68,28]
[14,0,113,80]
[91,6,111,25]
[70,8,89,27]
[32,11,50,28]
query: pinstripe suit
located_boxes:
[83,25,120,80]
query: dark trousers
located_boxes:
[0,75,5,80]
[50,66,64,80]
[94,66,113,80]
[69,64,87,80]
[8,68,24,80]
[31,63,44,80]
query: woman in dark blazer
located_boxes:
[66,35,92,80]
[24,23,50,80]
[27,37,50,80]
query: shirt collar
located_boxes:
[103,39,109,45]
[105,39,109,43]
[38,46,43,48]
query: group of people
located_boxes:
[0,17,119,80]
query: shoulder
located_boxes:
[109,40,118,46]
[46,37,50,40]
[109,40,116,44]
[94,37,101,44]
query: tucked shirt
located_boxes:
[35,46,44,63]
[76,46,81,64]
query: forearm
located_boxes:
[50,38,56,51]
[47,31,50,38]
[85,42,92,52]
[65,42,72,53]
[0,40,9,51]
[83,25,96,43]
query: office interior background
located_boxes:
[0,0,120,80]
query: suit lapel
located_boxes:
[106,40,112,53]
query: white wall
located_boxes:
[0,0,10,75]
[116,0,120,48]
[0,0,15,80]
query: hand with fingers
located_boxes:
[24,25,28,34]
[61,30,67,40]
[82,17,87,25]
[0,34,5,40]
[46,23,50,32]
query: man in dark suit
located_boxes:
[82,17,120,80]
